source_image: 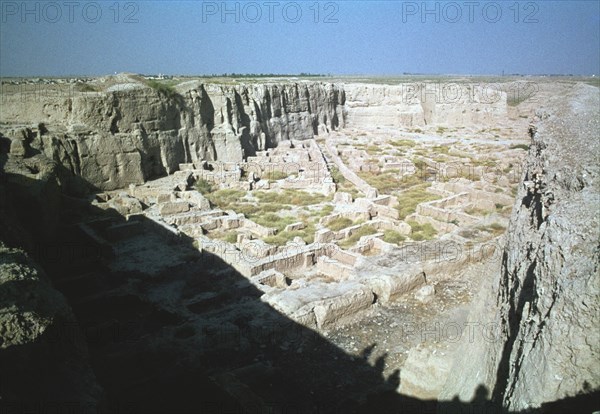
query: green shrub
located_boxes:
[330,167,346,184]
[509,144,529,151]
[489,222,505,232]
[195,178,214,195]
[407,221,437,241]
[382,230,406,245]
[413,159,427,170]
[76,83,99,92]
[147,80,178,98]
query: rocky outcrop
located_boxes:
[1,77,346,190]
[440,83,600,410]
[0,242,105,407]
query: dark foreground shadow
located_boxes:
[0,168,598,414]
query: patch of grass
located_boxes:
[582,78,600,88]
[263,233,292,246]
[477,222,506,236]
[252,213,297,233]
[330,166,346,184]
[338,225,378,249]
[330,167,361,198]
[254,189,329,206]
[234,203,291,218]
[466,156,497,167]
[395,184,440,220]
[509,144,530,151]
[366,145,383,155]
[210,231,238,244]
[195,178,214,195]
[465,206,490,216]
[146,80,178,98]
[326,217,354,231]
[390,139,416,148]
[268,170,292,182]
[233,204,257,217]
[507,93,529,107]
[205,189,246,209]
[75,83,99,92]
[319,205,334,217]
[436,126,448,135]
[263,218,316,245]
[359,170,426,194]
[432,145,450,155]
[407,221,437,241]
[489,222,505,233]
[382,230,406,245]
[413,159,427,170]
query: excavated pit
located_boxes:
[1,75,598,413]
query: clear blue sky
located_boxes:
[1,1,598,76]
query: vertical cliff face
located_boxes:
[343,83,507,128]
[440,83,600,410]
[2,78,510,192]
[1,79,346,191]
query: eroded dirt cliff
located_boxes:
[440,83,600,411]
[2,76,346,191]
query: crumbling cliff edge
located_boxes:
[440,83,600,412]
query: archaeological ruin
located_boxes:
[1,74,598,413]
